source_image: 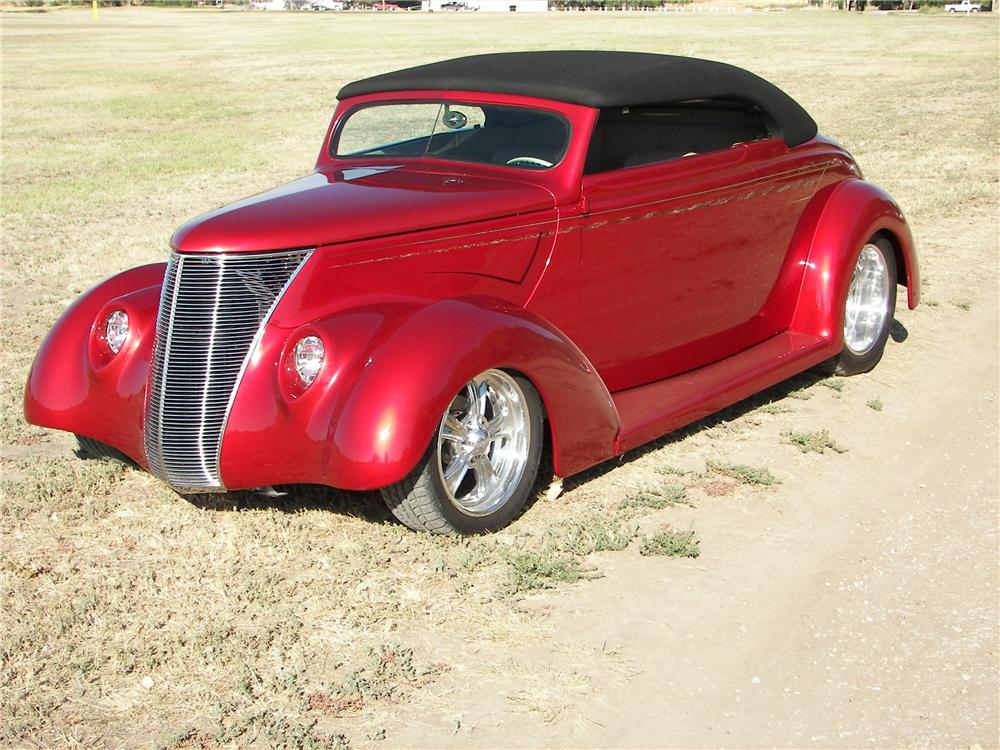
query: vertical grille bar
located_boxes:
[144,249,311,491]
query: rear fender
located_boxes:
[790,178,919,344]
[23,263,166,464]
[326,298,620,489]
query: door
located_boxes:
[577,141,820,393]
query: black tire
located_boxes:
[380,371,544,535]
[819,236,898,377]
[74,434,134,466]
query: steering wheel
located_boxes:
[505,156,554,168]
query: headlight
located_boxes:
[293,335,324,386]
[105,310,129,354]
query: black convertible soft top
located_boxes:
[338,51,818,147]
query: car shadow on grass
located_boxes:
[182,484,392,524]
[556,365,834,495]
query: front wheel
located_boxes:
[823,237,898,376]
[381,369,544,534]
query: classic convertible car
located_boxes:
[25,52,919,534]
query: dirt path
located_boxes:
[382,220,999,748]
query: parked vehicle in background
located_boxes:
[24,52,920,535]
[945,0,980,11]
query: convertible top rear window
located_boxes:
[333,101,570,171]
[585,100,774,173]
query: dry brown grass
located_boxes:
[2,7,997,747]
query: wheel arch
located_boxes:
[790,178,920,345]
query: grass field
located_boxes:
[1,8,998,748]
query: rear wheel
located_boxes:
[381,369,543,534]
[824,237,898,376]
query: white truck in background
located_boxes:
[944,0,981,12]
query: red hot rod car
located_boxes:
[25,52,919,534]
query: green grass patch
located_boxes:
[704,460,780,487]
[639,529,700,559]
[783,429,848,454]
[323,645,438,708]
[558,515,638,555]
[867,397,884,411]
[620,484,691,510]
[654,464,693,477]
[756,402,792,415]
[505,551,588,593]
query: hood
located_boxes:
[170,165,555,254]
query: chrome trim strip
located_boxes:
[198,259,226,483]
[144,254,182,478]
[156,256,182,478]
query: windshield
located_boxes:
[333,102,570,171]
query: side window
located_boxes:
[584,102,774,174]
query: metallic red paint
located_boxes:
[24,86,920,496]
[219,299,618,489]
[171,167,556,255]
[576,138,848,391]
[24,264,165,466]
[614,331,831,454]
[314,91,597,208]
[789,178,919,342]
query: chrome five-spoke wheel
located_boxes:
[381,369,543,534]
[437,370,531,517]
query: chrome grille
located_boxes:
[144,249,311,491]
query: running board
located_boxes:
[613,331,834,455]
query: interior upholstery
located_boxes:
[426,106,571,168]
[584,102,773,173]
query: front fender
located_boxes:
[790,178,920,344]
[219,298,619,491]
[24,263,166,465]
[332,298,620,486]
